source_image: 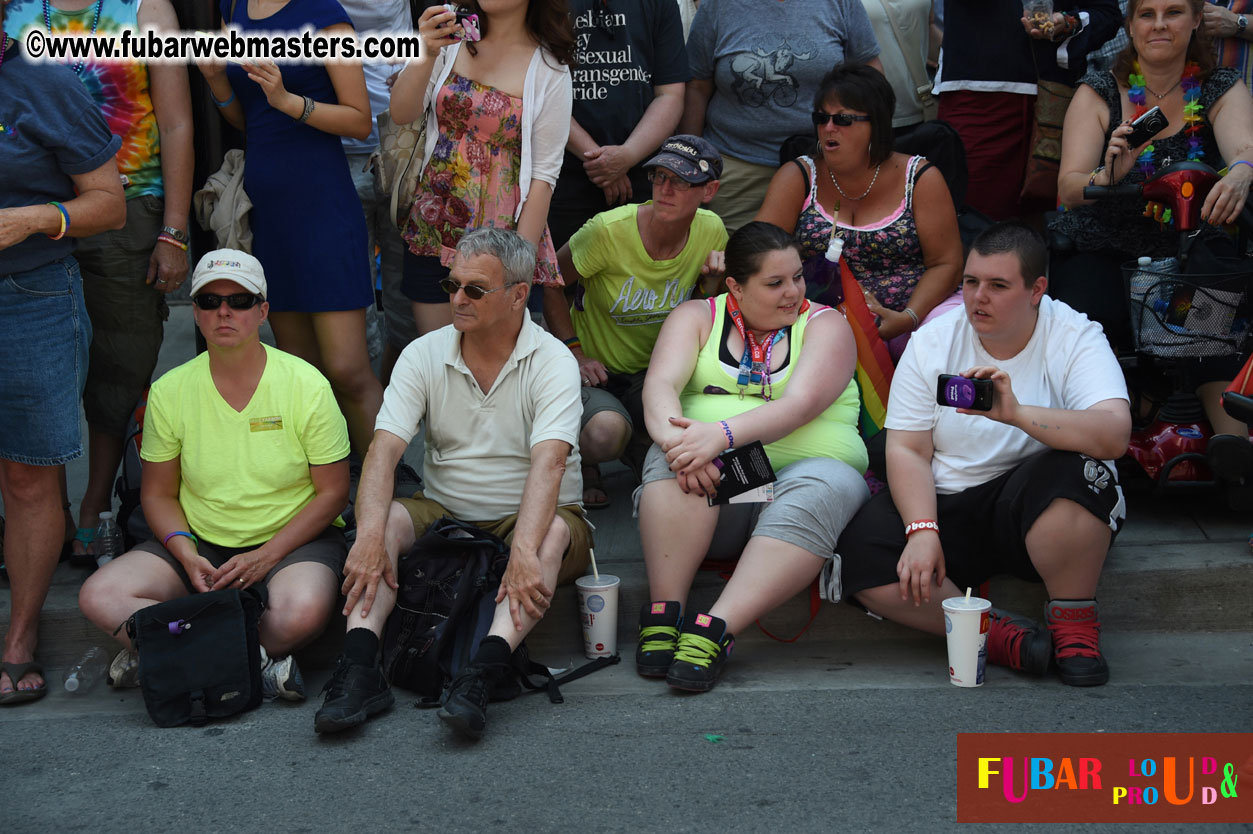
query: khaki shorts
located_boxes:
[705,153,778,235]
[396,490,592,586]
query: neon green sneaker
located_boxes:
[666,612,734,692]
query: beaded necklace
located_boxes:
[1127,61,1203,225]
[0,33,10,74]
[725,293,809,401]
[43,0,104,75]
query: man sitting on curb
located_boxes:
[836,222,1131,686]
[79,250,351,701]
[315,228,591,738]
[543,134,728,505]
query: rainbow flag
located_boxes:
[835,260,894,438]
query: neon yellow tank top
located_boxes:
[679,295,868,473]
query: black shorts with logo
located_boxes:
[838,449,1126,596]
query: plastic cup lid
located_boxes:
[942,596,991,611]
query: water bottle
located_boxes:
[64,646,109,694]
[94,511,123,568]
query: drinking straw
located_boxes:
[965,587,972,603]
[588,547,600,582]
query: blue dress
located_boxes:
[222,0,373,313]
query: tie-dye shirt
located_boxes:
[8,0,162,198]
[1212,0,1253,90]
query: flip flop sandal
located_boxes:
[68,527,97,569]
[0,661,48,705]
[581,465,611,510]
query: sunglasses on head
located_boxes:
[811,112,872,127]
[439,277,518,300]
[193,293,263,311]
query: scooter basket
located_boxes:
[1123,259,1251,358]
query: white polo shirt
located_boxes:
[376,317,583,520]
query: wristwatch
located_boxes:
[1237,14,1248,34]
[160,225,189,244]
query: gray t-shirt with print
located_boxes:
[688,0,880,166]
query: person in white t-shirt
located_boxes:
[837,222,1131,687]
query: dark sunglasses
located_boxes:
[811,112,872,127]
[439,277,517,300]
[193,293,263,311]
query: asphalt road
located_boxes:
[4,645,1250,834]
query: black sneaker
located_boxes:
[1046,599,1109,686]
[438,661,509,739]
[666,613,734,693]
[636,601,681,678]
[985,608,1051,677]
[313,656,394,734]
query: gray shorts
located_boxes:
[580,385,632,430]
[634,444,870,559]
[135,525,348,594]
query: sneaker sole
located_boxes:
[665,672,717,692]
[636,657,671,678]
[1056,668,1109,687]
[437,707,484,739]
[313,689,395,734]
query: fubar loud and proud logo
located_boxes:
[957,733,1251,823]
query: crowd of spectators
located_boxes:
[1,0,1251,728]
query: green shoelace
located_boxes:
[639,624,678,653]
[673,632,723,667]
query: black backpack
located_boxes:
[380,517,616,705]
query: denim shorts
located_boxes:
[0,256,92,465]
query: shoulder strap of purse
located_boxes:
[227,0,239,25]
[874,0,934,102]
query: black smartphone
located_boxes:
[1125,105,1169,149]
[936,374,994,411]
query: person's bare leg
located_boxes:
[580,411,630,505]
[855,579,961,636]
[1199,380,1248,438]
[707,537,827,634]
[1024,498,1108,598]
[78,550,189,650]
[411,301,452,337]
[344,501,416,638]
[639,477,719,610]
[0,461,63,694]
[310,309,384,456]
[486,515,570,650]
[268,311,322,368]
[260,561,341,656]
[75,428,125,552]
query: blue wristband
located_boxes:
[719,420,734,449]
[162,530,199,548]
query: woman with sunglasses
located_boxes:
[756,63,963,357]
[0,9,125,704]
[390,0,574,336]
[79,250,352,700]
[197,0,382,459]
[634,222,869,692]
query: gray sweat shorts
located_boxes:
[633,443,870,559]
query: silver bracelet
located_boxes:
[903,306,920,330]
[297,95,315,123]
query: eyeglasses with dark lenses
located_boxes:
[193,293,263,311]
[811,112,872,127]
[646,170,695,191]
[439,277,518,300]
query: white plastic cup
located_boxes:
[942,596,992,687]
[575,574,620,659]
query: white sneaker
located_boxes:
[107,648,140,688]
[259,647,305,702]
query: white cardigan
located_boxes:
[418,43,573,221]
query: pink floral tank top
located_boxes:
[795,154,928,312]
[403,72,561,285]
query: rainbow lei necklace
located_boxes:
[1127,61,1203,225]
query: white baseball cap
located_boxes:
[190,249,267,299]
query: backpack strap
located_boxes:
[518,653,621,704]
